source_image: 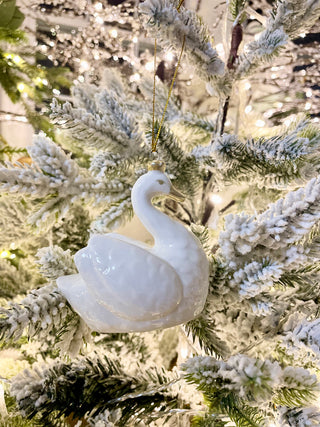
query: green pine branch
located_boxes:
[12,355,181,426]
[229,0,247,19]
[275,263,320,299]
[185,304,230,357]
[191,413,229,426]
[184,370,265,427]
[148,122,203,196]
[273,386,317,408]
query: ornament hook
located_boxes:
[148,160,166,172]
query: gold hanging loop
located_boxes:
[151,0,186,153]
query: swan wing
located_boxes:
[57,274,170,332]
[74,234,183,322]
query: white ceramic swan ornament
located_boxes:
[57,161,209,332]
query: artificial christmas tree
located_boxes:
[0,0,320,426]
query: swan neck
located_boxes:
[132,194,180,243]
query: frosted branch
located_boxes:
[140,0,225,82]
[36,245,77,280]
[220,176,320,266]
[0,283,91,355]
[51,90,143,153]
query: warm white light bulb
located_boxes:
[180,347,189,359]
[13,55,22,64]
[17,83,25,92]
[110,29,118,38]
[164,52,174,62]
[0,251,9,258]
[94,2,103,11]
[210,193,223,205]
[255,119,265,127]
[129,73,140,82]
[145,61,154,72]
[96,16,104,25]
[80,60,90,72]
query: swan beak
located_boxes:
[168,185,185,202]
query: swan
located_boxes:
[57,161,209,332]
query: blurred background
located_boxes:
[0,0,319,151]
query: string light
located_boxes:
[129,73,140,82]
[96,16,104,24]
[306,89,312,97]
[145,61,154,72]
[209,193,223,205]
[94,2,103,11]
[305,102,311,110]
[245,105,252,114]
[17,83,25,92]
[255,119,265,127]
[109,29,118,38]
[79,59,90,72]
[12,55,22,64]
[164,51,174,62]
[0,251,9,258]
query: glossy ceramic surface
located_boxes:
[57,170,209,332]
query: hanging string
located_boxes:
[151,39,157,149]
[151,0,186,153]
[177,0,185,12]
[152,35,185,152]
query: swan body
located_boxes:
[57,169,209,332]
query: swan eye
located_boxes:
[157,179,165,185]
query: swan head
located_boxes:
[132,169,184,203]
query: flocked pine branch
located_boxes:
[138,76,215,145]
[140,0,225,83]
[148,122,203,197]
[269,0,320,39]
[193,120,320,188]
[0,135,130,229]
[219,175,320,268]
[51,88,143,154]
[282,318,320,363]
[11,354,181,426]
[182,354,319,424]
[236,0,320,76]
[277,406,320,426]
[236,28,288,77]
[36,245,76,280]
[0,283,88,350]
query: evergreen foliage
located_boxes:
[11,355,181,426]
[0,0,320,425]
